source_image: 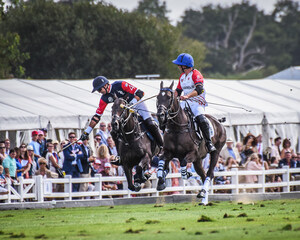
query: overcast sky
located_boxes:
[105,0,284,24]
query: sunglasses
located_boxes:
[39,163,46,165]
[0,147,5,149]
[69,136,76,139]
[100,125,106,127]
[96,138,101,141]
[20,146,26,148]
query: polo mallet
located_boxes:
[58,140,80,153]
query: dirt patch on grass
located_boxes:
[197,215,214,222]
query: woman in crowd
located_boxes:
[14,147,23,178]
[245,153,263,192]
[280,138,294,159]
[18,144,32,179]
[45,142,62,175]
[26,145,37,177]
[241,133,258,165]
[95,144,111,173]
[35,157,58,178]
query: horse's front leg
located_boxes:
[123,165,137,192]
[197,150,219,205]
[156,152,171,191]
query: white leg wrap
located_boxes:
[181,166,187,179]
[203,177,211,192]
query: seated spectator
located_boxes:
[245,153,262,186]
[0,165,9,195]
[18,144,32,179]
[0,141,7,165]
[220,138,241,164]
[279,151,296,168]
[100,162,117,191]
[95,144,110,173]
[225,157,238,171]
[280,138,294,159]
[256,134,264,157]
[2,149,18,182]
[35,157,58,178]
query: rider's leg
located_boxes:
[195,114,216,153]
[143,117,164,150]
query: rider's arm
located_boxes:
[85,99,107,134]
[121,81,144,103]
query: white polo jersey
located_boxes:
[176,69,207,106]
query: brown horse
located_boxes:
[111,97,159,192]
[156,81,226,205]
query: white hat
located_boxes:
[104,162,112,168]
[27,145,34,151]
[226,138,234,143]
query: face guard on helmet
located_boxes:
[92,76,109,93]
[172,53,194,68]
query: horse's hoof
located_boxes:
[134,183,141,192]
[156,177,166,191]
[197,189,206,199]
[128,186,135,191]
[187,172,192,179]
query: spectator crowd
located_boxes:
[1,124,300,197]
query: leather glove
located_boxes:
[80,131,89,141]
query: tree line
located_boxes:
[0,0,299,79]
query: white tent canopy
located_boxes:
[267,66,300,80]
[0,78,299,151]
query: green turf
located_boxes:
[0,198,300,240]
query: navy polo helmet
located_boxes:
[92,76,109,93]
[172,53,194,68]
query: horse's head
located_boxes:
[111,96,128,132]
[156,81,174,127]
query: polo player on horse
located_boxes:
[172,53,216,153]
[80,76,163,153]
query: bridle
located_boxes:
[112,99,143,145]
[156,88,188,128]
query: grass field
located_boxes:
[0,198,299,240]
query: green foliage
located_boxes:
[181,0,300,77]
[0,32,29,78]
[134,0,169,22]
[1,0,178,79]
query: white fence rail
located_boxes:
[1,166,300,204]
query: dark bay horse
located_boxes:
[156,81,226,205]
[111,97,160,192]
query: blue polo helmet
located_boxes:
[92,76,109,93]
[172,53,194,68]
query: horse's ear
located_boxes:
[160,81,164,89]
[113,93,117,100]
[170,81,174,90]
